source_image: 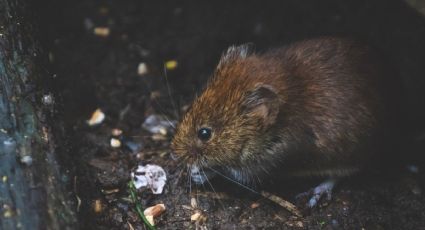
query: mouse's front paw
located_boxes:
[296,179,336,208]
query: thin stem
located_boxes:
[128,181,156,230]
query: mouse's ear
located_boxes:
[242,84,280,126]
[217,43,254,69]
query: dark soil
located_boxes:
[36,0,425,229]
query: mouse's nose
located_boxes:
[189,147,199,156]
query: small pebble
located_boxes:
[93,199,103,213]
[111,128,123,136]
[165,60,178,70]
[158,127,167,135]
[142,114,176,135]
[407,165,419,174]
[331,219,339,228]
[20,156,33,166]
[84,18,94,31]
[295,221,304,228]
[250,202,260,209]
[42,94,54,105]
[150,91,161,100]
[110,138,121,148]
[48,52,55,63]
[3,205,13,218]
[137,63,148,75]
[411,185,422,195]
[87,109,105,126]
[124,140,143,153]
[94,27,110,37]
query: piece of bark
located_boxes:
[0,0,77,229]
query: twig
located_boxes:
[261,191,302,217]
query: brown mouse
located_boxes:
[171,37,401,207]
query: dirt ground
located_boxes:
[36,0,425,229]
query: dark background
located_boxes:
[39,0,425,133]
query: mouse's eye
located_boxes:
[197,127,212,141]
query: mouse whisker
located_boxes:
[162,114,177,129]
[126,135,158,138]
[198,164,228,211]
[165,153,185,168]
[149,98,172,120]
[205,166,260,195]
[163,65,180,120]
[139,72,177,123]
[171,164,185,187]
[187,164,192,195]
[173,161,189,180]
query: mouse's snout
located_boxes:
[190,164,215,184]
[170,136,200,163]
[188,147,202,157]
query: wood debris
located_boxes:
[190,197,198,209]
[261,191,302,217]
[87,108,105,126]
[144,204,166,226]
[93,199,103,213]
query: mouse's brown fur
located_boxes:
[172,37,399,184]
